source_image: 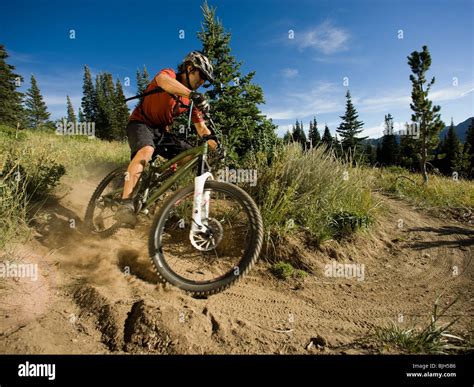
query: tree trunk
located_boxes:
[421,137,429,184]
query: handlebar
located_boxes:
[180,97,224,156]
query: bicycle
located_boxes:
[84,104,264,295]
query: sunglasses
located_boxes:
[200,69,209,81]
[191,67,212,88]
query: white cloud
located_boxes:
[361,124,385,138]
[358,94,411,113]
[357,83,474,113]
[263,81,342,120]
[43,94,81,107]
[281,68,299,78]
[276,123,294,137]
[298,21,350,55]
[430,84,474,102]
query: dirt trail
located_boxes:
[1,175,473,354]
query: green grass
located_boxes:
[270,261,308,280]
[372,166,474,209]
[1,126,129,177]
[0,125,130,249]
[271,261,295,279]
[365,295,472,354]
[245,143,379,248]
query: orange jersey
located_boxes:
[129,68,204,128]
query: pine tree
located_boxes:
[407,45,445,183]
[308,116,321,148]
[380,114,400,166]
[94,73,110,139]
[291,120,307,149]
[90,72,129,140]
[364,142,377,165]
[24,74,50,128]
[463,118,474,178]
[196,0,277,160]
[441,118,462,175]
[321,124,333,147]
[376,142,383,165]
[136,66,150,106]
[81,65,95,123]
[102,73,117,139]
[78,107,84,122]
[66,95,76,123]
[0,45,25,126]
[336,90,367,152]
[399,122,419,170]
[114,79,130,140]
[333,133,342,157]
[283,129,293,144]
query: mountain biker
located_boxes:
[115,51,218,226]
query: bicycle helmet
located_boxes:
[182,51,215,83]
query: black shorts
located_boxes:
[126,120,193,160]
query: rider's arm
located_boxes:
[195,121,218,151]
[155,73,191,98]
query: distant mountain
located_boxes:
[365,117,473,145]
[439,117,473,142]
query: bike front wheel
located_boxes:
[148,180,263,296]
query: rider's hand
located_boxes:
[189,91,210,113]
[207,139,218,151]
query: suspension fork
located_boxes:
[190,172,213,237]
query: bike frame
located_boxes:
[144,142,209,208]
[102,142,210,210]
[143,141,215,249]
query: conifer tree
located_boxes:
[24,74,50,128]
[81,65,95,122]
[380,114,400,165]
[441,118,462,175]
[321,124,333,147]
[66,95,76,123]
[78,107,84,122]
[336,90,366,152]
[0,45,24,126]
[196,0,277,160]
[291,120,307,148]
[114,79,130,139]
[407,45,445,183]
[463,118,474,178]
[308,116,321,148]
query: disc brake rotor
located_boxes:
[190,217,224,252]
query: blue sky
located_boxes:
[1,0,473,138]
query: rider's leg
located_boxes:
[122,145,154,199]
[156,132,193,166]
[115,120,159,226]
[114,145,154,226]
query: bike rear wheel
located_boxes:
[148,180,263,296]
[84,166,127,238]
